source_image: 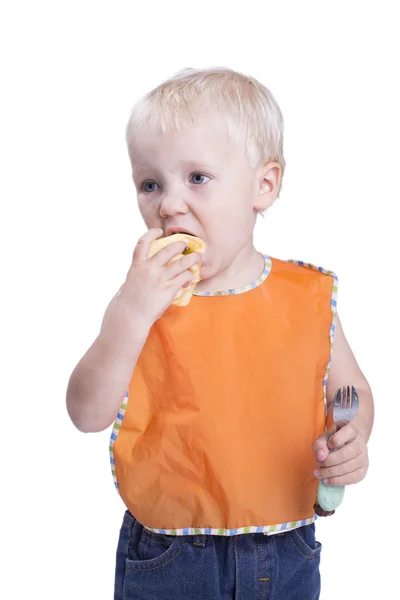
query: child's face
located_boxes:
[130,113,274,280]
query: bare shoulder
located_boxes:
[327,314,371,402]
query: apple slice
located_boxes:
[148,233,206,307]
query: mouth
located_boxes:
[164,229,205,257]
[166,228,197,238]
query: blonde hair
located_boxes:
[126,67,286,183]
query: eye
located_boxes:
[191,173,210,185]
[141,180,159,193]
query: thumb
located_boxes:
[312,428,336,462]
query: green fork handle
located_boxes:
[317,479,345,511]
[316,436,345,511]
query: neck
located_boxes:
[195,243,266,294]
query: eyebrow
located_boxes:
[131,159,218,178]
[178,160,215,170]
[131,165,160,181]
[132,164,153,173]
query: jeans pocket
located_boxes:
[126,523,184,572]
[288,523,322,559]
[137,529,181,562]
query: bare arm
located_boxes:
[312,313,374,487]
[66,229,201,434]
[66,291,150,433]
[326,314,374,442]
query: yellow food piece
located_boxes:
[148,234,206,306]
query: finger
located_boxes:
[319,467,368,487]
[150,241,189,266]
[133,229,163,262]
[312,428,336,462]
[327,423,359,450]
[314,453,367,480]
[169,269,194,291]
[165,252,202,280]
[317,439,365,468]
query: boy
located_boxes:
[66,68,374,599]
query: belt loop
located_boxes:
[192,534,206,547]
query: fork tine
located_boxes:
[333,387,341,409]
[351,385,359,409]
[332,385,359,430]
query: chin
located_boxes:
[198,259,218,282]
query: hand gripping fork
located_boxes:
[315,385,359,516]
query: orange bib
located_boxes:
[110,257,337,535]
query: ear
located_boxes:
[253,162,282,212]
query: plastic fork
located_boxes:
[315,385,359,515]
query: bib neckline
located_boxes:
[193,255,272,297]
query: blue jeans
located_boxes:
[114,510,321,599]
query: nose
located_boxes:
[159,192,189,218]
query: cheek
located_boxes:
[138,199,161,226]
[214,206,253,233]
[202,203,252,246]
[220,182,255,217]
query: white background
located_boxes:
[1,1,399,598]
